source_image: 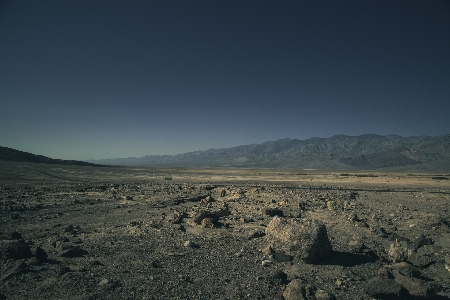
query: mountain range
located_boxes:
[88,133,450,170]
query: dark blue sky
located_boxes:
[1,1,449,160]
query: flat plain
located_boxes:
[1,161,449,299]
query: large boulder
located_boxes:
[265,217,331,263]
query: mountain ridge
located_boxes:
[88,133,450,170]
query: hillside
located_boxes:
[90,133,450,170]
[0,147,107,167]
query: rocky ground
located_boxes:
[1,162,450,299]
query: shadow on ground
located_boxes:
[315,251,378,267]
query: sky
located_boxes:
[1,1,449,161]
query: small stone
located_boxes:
[200,218,215,228]
[315,290,336,300]
[201,195,214,203]
[192,211,219,225]
[388,242,408,262]
[98,278,111,286]
[348,240,364,253]
[377,267,394,279]
[248,229,265,240]
[261,260,272,266]
[326,201,341,210]
[184,240,198,248]
[151,260,161,268]
[347,212,358,222]
[262,245,274,256]
[168,213,185,224]
[260,207,284,217]
[64,225,74,232]
[356,221,369,228]
[370,225,388,238]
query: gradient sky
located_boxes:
[1,1,449,160]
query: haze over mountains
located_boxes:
[87,134,450,170]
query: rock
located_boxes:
[348,240,364,253]
[55,241,86,257]
[1,231,23,240]
[355,221,369,228]
[192,211,219,225]
[98,278,110,286]
[395,274,437,298]
[248,229,265,240]
[261,260,272,266]
[262,245,274,256]
[27,257,41,266]
[271,252,292,263]
[412,234,432,250]
[184,240,198,248]
[123,195,133,200]
[271,270,288,284]
[201,195,214,203]
[168,212,186,224]
[326,200,341,210]
[386,262,421,277]
[370,225,388,238]
[151,260,161,268]
[388,233,409,243]
[388,242,408,262]
[64,225,74,232]
[200,218,215,228]
[0,239,32,259]
[347,212,358,222]
[365,277,406,299]
[377,267,394,279]
[315,289,336,300]
[265,217,331,263]
[407,252,436,267]
[283,279,307,300]
[260,207,284,217]
[33,246,48,262]
[213,207,231,217]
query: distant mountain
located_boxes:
[0,147,107,167]
[89,133,450,170]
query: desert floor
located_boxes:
[1,161,449,299]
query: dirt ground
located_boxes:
[1,162,449,299]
